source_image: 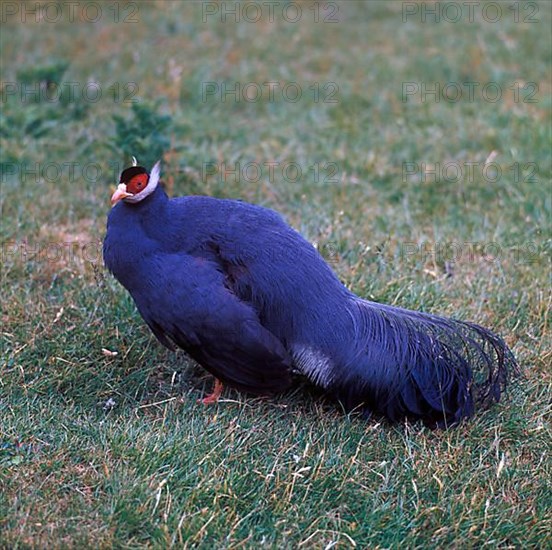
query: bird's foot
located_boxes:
[198,378,223,405]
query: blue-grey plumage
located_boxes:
[104,162,518,428]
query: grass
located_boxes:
[1,1,551,547]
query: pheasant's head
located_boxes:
[111,159,161,206]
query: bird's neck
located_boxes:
[115,185,170,239]
[134,184,168,212]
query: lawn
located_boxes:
[1,1,550,548]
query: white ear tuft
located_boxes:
[124,159,162,203]
[132,156,138,166]
[150,160,161,182]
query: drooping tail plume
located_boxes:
[330,299,519,428]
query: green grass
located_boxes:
[1,1,551,547]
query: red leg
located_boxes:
[199,378,223,405]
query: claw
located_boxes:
[198,378,223,405]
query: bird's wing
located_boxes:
[134,253,292,395]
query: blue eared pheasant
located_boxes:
[103,160,518,427]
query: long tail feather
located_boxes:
[331,299,519,427]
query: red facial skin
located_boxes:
[110,173,150,205]
[126,173,149,195]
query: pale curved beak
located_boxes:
[111,183,133,205]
